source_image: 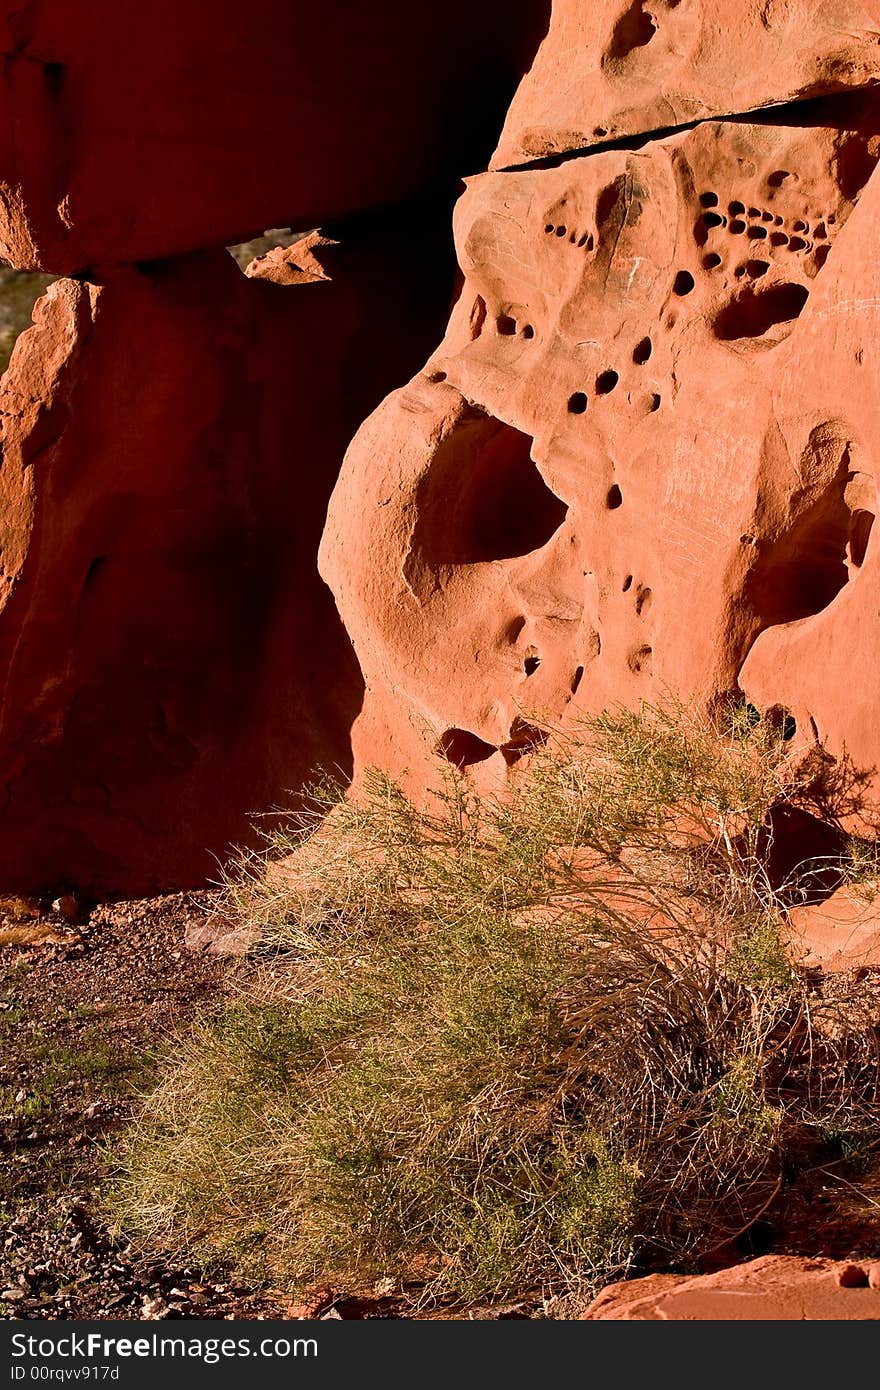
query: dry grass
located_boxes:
[108,703,880,1308]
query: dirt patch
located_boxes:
[0,891,289,1319]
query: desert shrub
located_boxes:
[110,704,879,1306]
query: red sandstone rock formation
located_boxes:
[493,1,880,169]
[0,0,548,274]
[583,1255,880,1319]
[320,22,880,803]
[0,0,550,893]
[4,0,880,892]
[787,885,880,972]
[0,214,456,895]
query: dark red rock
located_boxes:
[0,211,455,895]
[0,0,549,273]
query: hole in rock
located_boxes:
[648,393,661,412]
[555,225,567,237]
[633,336,652,364]
[695,213,722,242]
[703,252,722,269]
[700,191,719,207]
[571,665,584,693]
[767,171,791,188]
[407,411,569,570]
[568,391,588,414]
[814,245,830,268]
[673,270,695,296]
[627,644,652,674]
[523,653,541,676]
[849,509,874,567]
[544,223,554,234]
[745,259,769,278]
[622,574,633,591]
[606,484,623,509]
[761,210,774,222]
[595,369,619,395]
[747,225,768,240]
[427,370,447,383]
[788,236,807,252]
[748,207,761,219]
[436,729,497,769]
[770,231,789,247]
[500,719,550,766]
[713,282,809,340]
[521,324,535,339]
[792,220,807,233]
[496,314,517,335]
[743,451,874,631]
[765,705,798,742]
[756,803,849,906]
[729,219,746,234]
[635,585,652,615]
[729,200,745,215]
[838,1266,870,1289]
[608,0,657,60]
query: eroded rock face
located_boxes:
[0,0,548,273]
[0,212,456,895]
[321,91,880,791]
[582,1255,880,1319]
[493,0,880,168]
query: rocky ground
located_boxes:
[1,891,878,1321]
[0,891,557,1320]
[0,892,291,1320]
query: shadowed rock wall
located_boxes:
[0,1,550,893]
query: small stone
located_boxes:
[52,894,81,922]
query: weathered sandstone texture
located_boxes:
[583,1255,880,1319]
[321,55,880,804]
[493,1,880,168]
[0,215,456,894]
[787,885,880,972]
[0,0,549,273]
